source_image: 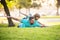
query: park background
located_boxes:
[0,0,60,40]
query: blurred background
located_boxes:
[0,0,60,27]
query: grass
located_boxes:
[0,24,8,27]
[0,24,60,40]
[0,16,60,20]
[41,16,60,18]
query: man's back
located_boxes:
[19,19,41,28]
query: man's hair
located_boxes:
[34,13,40,18]
[29,17,34,20]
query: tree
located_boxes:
[56,0,60,16]
[17,0,31,8]
[1,0,15,27]
[17,0,31,15]
[31,3,38,8]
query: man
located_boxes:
[6,16,41,28]
[20,13,45,27]
[18,17,41,28]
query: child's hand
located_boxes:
[41,25,46,28]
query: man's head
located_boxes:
[29,17,34,25]
[34,13,40,20]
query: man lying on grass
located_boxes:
[6,16,45,28]
[20,13,45,27]
[18,17,44,28]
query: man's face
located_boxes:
[30,19,34,24]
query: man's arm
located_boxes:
[21,13,28,16]
[5,16,20,21]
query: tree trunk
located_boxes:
[1,0,15,27]
[57,5,59,16]
[56,0,60,16]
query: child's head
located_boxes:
[34,13,40,20]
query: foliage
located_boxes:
[0,0,31,9]
[6,0,16,9]
[15,0,31,8]
[0,0,15,9]
[0,3,3,8]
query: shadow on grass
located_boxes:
[0,23,60,28]
[0,23,19,28]
[0,24,8,28]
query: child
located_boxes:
[34,13,45,27]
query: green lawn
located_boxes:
[41,16,60,18]
[0,24,60,40]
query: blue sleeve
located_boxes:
[35,22,41,27]
[20,18,27,23]
[37,23,41,27]
[20,19,24,23]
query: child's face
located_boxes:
[35,17,40,20]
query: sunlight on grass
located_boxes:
[0,25,60,40]
[41,16,60,18]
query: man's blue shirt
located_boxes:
[19,19,41,28]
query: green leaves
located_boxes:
[17,0,31,8]
[0,3,3,8]
[6,0,16,9]
[0,0,31,9]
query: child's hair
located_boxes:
[34,13,40,18]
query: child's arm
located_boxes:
[38,22,46,27]
[19,11,28,16]
[21,13,28,16]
